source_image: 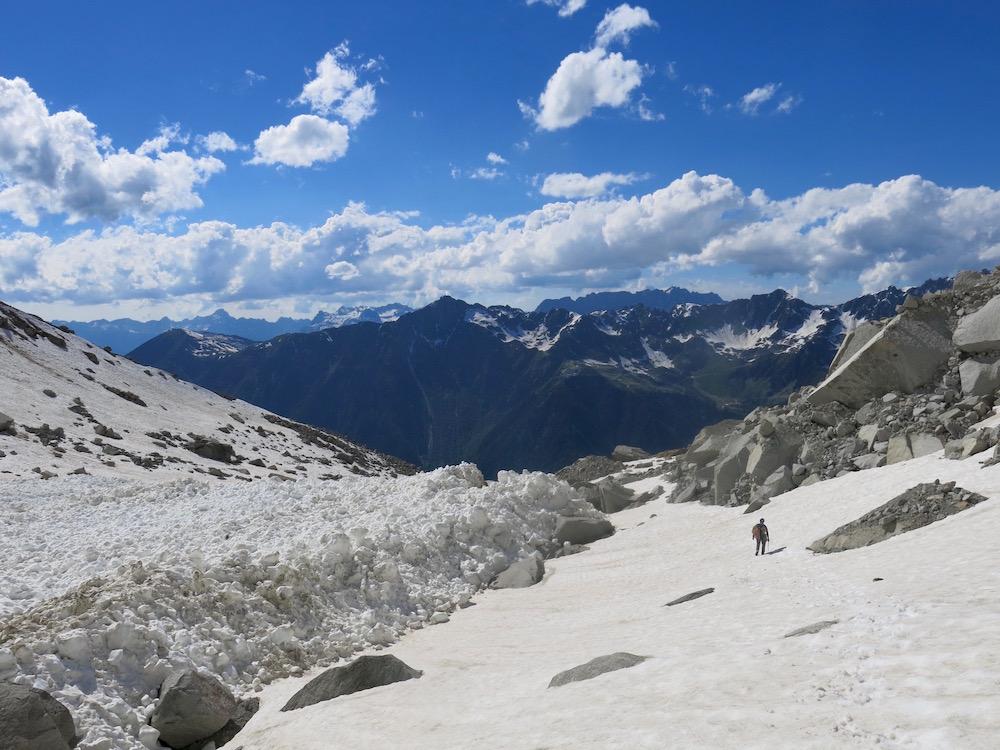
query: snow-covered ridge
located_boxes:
[180,329,250,357]
[466,308,581,352]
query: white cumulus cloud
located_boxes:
[540,171,640,198]
[197,132,240,153]
[295,44,378,127]
[0,76,224,227]
[594,4,658,47]
[535,48,645,130]
[5,174,998,313]
[250,115,349,168]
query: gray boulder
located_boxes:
[886,433,944,465]
[954,296,1000,352]
[491,556,545,589]
[784,620,839,638]
[0,683,77,750]
[554,516,614,545]
[953,270,985,290]
[808,310,953,409]
[592,478,635,514]
[611,445,650,462]
[686,420,743,466]
[151,669,237,748]
[548,653,647,688]
[0,411,13,433]
[281,655,422,711]
[185,437,235,463]
[958,358,1000,397]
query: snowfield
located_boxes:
[235,452,1000,749]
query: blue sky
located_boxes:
[1,1,999,321]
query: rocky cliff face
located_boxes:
[669,268,1000,510]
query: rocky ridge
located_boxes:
[666,268,1000,510]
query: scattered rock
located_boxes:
[281,655,422,711]
[185,436,236,463]
[784,620,839,637]
[611,445,650,462]
[664,587,715,606]
[548,652,647,688]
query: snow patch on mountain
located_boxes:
[703,323,781,352]
[641,338,674,369]
[467,309,581,352]
[181,329,252,357]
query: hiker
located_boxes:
[752,518,769,556]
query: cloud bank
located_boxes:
[0,77,224,226]
[3,173,998,312]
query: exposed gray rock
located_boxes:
[784,620,839,637]
[554,516,614,545]
[281,655,422,711]
[953,270,985,290]
[808,481,986,553]
[886,433,943,465]
[954,295,1000,352]
[191,696,259,750]
[686,419,744,466]
[0,411,13,434]
[548,652,647,688]
[0,683,77,750]
[556,455,624,486]
[491,556,545,589]
[185,436,236,463]
[611,445,650,462]
[592,478,636,514]
[664,587,715,606]
[958,357,1000,397]
[808,310,953,409]
[151,669,238,748]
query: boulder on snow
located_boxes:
[784,620,839,638]
[151,669,238,748]
[0,683,77,750]
[490,556,545,589]
[807,481,986,553]
[184,436,236,463]
[548,652,647,688]
[0,411,13,434]
[591,478,636,513]
[553,516,614,546]
[808,310,953,409]
[686,420,744,466]
[664,587,715,606]
[281,655,422,711]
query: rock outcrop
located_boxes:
[490,556,545,589]
[668,268,1000,509]
[281,654,422,712]
[548,652,647,688]
[553,516,614,546]
[807,481,986,553]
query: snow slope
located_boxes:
[235,452,1000,749]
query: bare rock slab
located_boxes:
[281,654,422,711]
[491,556,545,589]
[548,652,648,688]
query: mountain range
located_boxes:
[127,279,950,476]
[54,304,413,354]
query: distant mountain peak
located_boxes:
[535,287,725,315]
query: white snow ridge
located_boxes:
[2,298,1000,749]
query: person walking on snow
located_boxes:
[753,518,769,556]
